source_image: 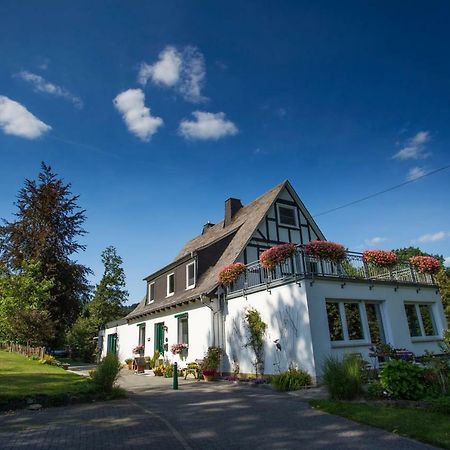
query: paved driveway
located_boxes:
[0,374,436,449]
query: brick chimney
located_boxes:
[202,221,215,234]
[224,198,243,227]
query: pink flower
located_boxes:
[409,256,441,274]
[218,262,246,285]
[171,343,188,355]
[303,240,346,263]
[259,244,297,269]
[363,250,398,268]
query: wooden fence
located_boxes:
[0,342,46,359]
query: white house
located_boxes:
[99,181,447,380]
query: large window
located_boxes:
[177,315,189,345]
[404,303,437,338]
[186,262,195,289]
[277,204,298,227]
[325,300,385,345]
[167,273,175,297]
[147,282,155,304]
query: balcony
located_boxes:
[226,248,437,297]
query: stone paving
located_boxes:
[0,371,437,450]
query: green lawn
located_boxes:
[0,350,92,398]
[310,400,450,449]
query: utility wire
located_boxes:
[313,164,450,218]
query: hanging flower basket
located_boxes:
[259,243,297,270]
[218,262,246,285]
[171,343,188,355]
[303,240,346,263]
[409,256,441,274]
[363,250,398,268]
[132,344,144,355]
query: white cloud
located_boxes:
[407,166,427,181]
[394,131,431,160]
[138,46,207,103]
[364,237,388,246]
[179,111,238,140]
[113,89,163,142]
[16,71,83,109]
[0,95,51,139]
[444,257,450,268]
[417,231,448,243]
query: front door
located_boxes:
[107,333,117,354]
[154,322,165,355]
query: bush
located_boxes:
[430,396,450,415]
[91,353,121,393]
[272,366,312,391]
[153,365,164,376]
[380,359,425,400]
[322,355,362,400]
[366,381,387,399]
[40,354,61,366]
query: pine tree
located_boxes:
[0,163,91,344]
[89,246,128,328]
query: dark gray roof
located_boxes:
[125,181,288,320]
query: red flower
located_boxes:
[409,256,441,274]
[363,250,398,268]
[218,262,246,285]
[259,244,297,269]
[303,240,346,263]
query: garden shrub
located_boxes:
[322,355,362,400]
[40,354,61,366]
[430,396,450,415]
[91,353,121,393]
[366,381,386,399]
[380,359,425,400]
[272,366,312,391]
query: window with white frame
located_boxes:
[147,282,155,304]
[325,300,385,344]
[167,273,175,297]
[178,315,189,345]
[404,303,437,338]
[186,262,195,289]
[277,204,298,227]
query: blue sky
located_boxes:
[1,1,449,303]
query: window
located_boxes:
[277,204,298,227]
[177,315,189,345]
[167,273,175,296]
[404,303,437,338]
[325,300,385,345]
[147,282,155,303]
[186,262,195,289]
[138,324,146,347]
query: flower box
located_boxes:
[409,256,441,274]
[303,240,346,263]
[218,262,246,285]
[363,250,398,268]
[259,243,296,270]
[171,343,188,355]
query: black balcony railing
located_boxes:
[226,249,436,296]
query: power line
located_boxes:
[313,164,450,218]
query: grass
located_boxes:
[310,399,450,449]
[0,350,92,398]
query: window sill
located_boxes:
[186,285,195,290]
[411,336,442,343]
[166,293,174,298]
[331,341,372,349]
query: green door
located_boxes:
[155,323,165,355]
[107,333,117,354]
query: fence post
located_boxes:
[173,362,178,390]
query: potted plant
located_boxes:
[201,346,223,381]
[259,243,296,269]
[171,343,188,358]
[125,358,133,370]
[303,240,346,263]
[132,344,144,356]
[201,368,217,381]
[218,263,246,285]
[363,250,398,268]
[409,255,441,274]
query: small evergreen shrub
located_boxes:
[380,359,425,400]
[322,355,362,400]
[91,353,121,393]
[272,366,312,391]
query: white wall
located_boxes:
[102,302,214,367]
[305,279,446,376]
[224,283,317,379]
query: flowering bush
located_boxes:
[409,256,441,274]
[132,344,144,355]
[218,262,246,285]
[363,250,398,268]
[303,240,346,263]
[171,343,188,355]
[259,243,296,269]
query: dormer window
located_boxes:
[277,204,298,227]
[148,282,155,304]
[186,261,196,289]
[167,273,175,297]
